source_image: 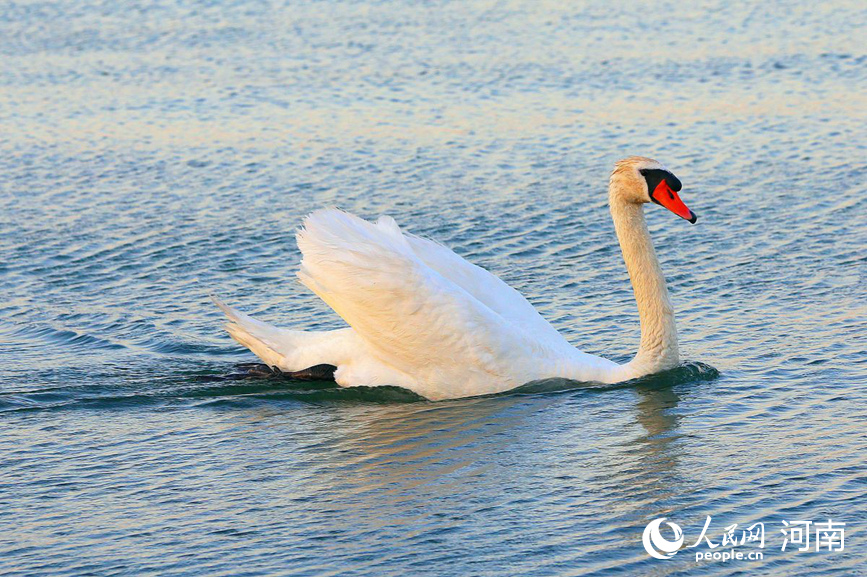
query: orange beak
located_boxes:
[651,179,697,223]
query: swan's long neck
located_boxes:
[610,194,679,375]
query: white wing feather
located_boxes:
[296,210,549,398]
[397,221,568,344]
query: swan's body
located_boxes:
[216,157,697,400]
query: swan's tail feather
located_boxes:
[211,295,351,372]
[211,295,288,369]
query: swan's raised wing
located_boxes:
[397,222,567,343]
[295,210,546,397]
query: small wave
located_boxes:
[511,361,719,396]
[194,385,426,407]
[145,340,239,356]
[0,363,425,413]
[1,384,425,413]
[627,361,720,387]
[10,325,125,351]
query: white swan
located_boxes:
[215,156,697,400]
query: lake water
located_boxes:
[1,1,866,575]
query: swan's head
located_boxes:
[610,157,697,223]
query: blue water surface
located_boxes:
[1,1,866,575]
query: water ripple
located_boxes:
[2,0,866,575]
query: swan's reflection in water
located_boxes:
[630,381,683,473]
[314,395,543,502]
[618,381,686,524]
[219,378,691,560]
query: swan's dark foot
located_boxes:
[225,362,337,381]
[271,364,337,381]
